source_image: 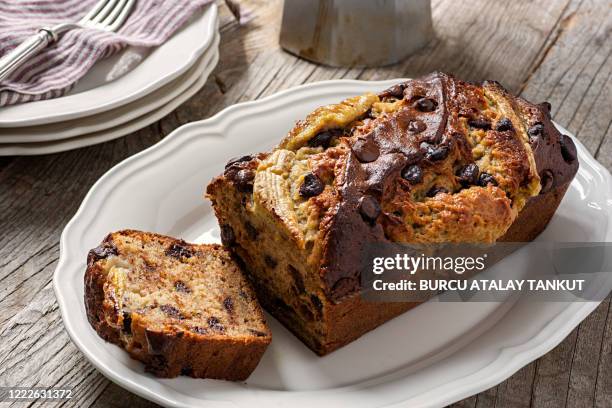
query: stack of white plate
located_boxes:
[0,4,219,156]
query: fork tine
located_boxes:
[108,0,135,31]
[90,0,119,24]
[100,0,126,26]
[79,0,110,24]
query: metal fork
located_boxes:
[0,0,135,82]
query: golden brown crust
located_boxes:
[84,230,271,380]
[206,72,579,355]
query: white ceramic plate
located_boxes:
[0,48,219,156]
[54,80,612,408]
[0,4,217,128]
[0,32,219,144]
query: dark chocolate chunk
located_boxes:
[457,163,479,186]
[234,169,255,193]
[413,97,438,112]
[208,317,225,332]
[468,118,491,130]
[288,265,305,292]
[401,164,423,184]
[166,241,193,259]
[496,117,513,132]
[331,277,359,299]
[223,297,234,313]
[541,101,552,113]
[264,255,277,268]
[160,305,182,319]
[225,155,252,169]
[174,280,191,293]
[426,186,449,197]
[245,221,259,240]
[379,83,405,99]
[408,119,427,133]
[359,195,381,224]
[191,326,208,334]
[122,312,132,334]
[478,172,498,186]
[145,330,169,355]
[528,122,545,143]
[310,294,323,313]
[540,169,554,194]
[351,135,380,163]
[248,329,268,337]
[181,367,194,376]
[220,224,235,246]
[89,243,118,263]
[308,130,335,148]
[299,173,325,197]
[559,134,577,163]
[422,143,450,161]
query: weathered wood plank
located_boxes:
[595,296,612,408]
[566,296,611,408]
[0,0,610,407]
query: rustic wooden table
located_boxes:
[0,0,610,406]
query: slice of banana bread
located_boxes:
[84,230,271,380]
[206,72,579,355]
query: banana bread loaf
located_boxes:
[84,230,271,380]
[206,72,579,355]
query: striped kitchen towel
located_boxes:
[0,0,212,107]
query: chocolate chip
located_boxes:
[264,255,277,268]
[208,317,225,332]
[89,243,118,263]
[422,143,450,161]
[220,224,235,246]
[181,367,194,376]
[308,130,335,148]
[299,173,324,197]
[249,329,268,337]
[122,312,132,334]
[225,155,252,169]
[541,102,552,112]
[234,169,255,193]
[457,163,479,186]
[426,186,449,197]
[288,265,305,292]
[496,118,513,132]
[408,119,427,133]
[540,169,554,194]
[359,195,381,224]
[311,294,323,313]
[401,164,423,184]
[223,297,234,313]
[331,277,358,298]
[160,305,182,319]
[245,221,259,240]
[174,280,191,293]
[191,326,207,334]
[468,118,491,130]
[145,330,169,355]
[414,97,438,112]
[559,134,577,163]
[528,122,545,143]
[166,241,193,259]
[379,84,405,99]
[478,172,498,186]
[352,135,380,163]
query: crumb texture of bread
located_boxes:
[206,72,579,355]
[84,230,271,380]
